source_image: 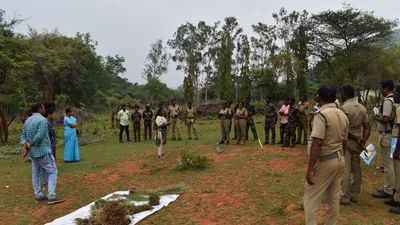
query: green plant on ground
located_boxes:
[148,192,160,206]
[177,151,209,171]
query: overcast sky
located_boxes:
[2,0,399,88]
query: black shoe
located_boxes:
[47,197,65,205]
[384,198,400,207]
[340,198,350,206]
[35,196,48,201]
[372,190,393,199]
[219,141,225,145]
[264,141,269,145]
[350,196,359,204]
[171,137,176,141]
[389,207,400,214]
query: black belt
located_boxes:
[379,131,392,134]
[319,150,343,162]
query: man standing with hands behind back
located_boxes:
[303,86,349,225]
[117,104,131,143]
[168,98,181,141]
[339,84,371,206]
[372,80,396,199]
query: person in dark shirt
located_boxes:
[244,97,258,141]
[142,104,153,141]
[45,109,57,159]
[131,104,142,142]
[264,97,277,145]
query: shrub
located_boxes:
[177,152,209,171]
[148,192,160,206]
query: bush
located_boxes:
[253,100,265,115]
[148,192,160,206]
[177,152,209,171]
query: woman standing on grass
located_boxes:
[155,108,171,159]
[64,108,80,162]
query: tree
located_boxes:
[215,17,242,101]
[104,54,126,78]
[169,21,214,103]
[142,39,169,80]
[308,5,397,103]
[236,35,251,99]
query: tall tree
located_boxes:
[215,17,242,101]
[142,39,169,80]
[236,34,251,99]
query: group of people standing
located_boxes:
[303,80,400,225]
[218,96,310,148]
[21,103,81,205]
[116,99,199,158]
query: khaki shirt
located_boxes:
[219,108,232,120]
[311,103,349,156]
[298,101,310,115]
[168,105,180,118]
[393,105,400,137]
[186,108,196,118]
[340,97,369,137]
[236,108,248,118]
[378,94,394,132]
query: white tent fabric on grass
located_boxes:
[45,191,180,225]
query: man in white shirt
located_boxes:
[117,104,131,143]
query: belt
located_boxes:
[319,150,342,162]
[379,131,392,134]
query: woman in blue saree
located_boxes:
[64,108,80,162]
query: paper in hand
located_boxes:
[360,144,376,165]
[373,107,380,116]
[391,138,397,158]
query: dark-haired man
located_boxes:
[131,105,142,142]
[387,84,400,214]
[278,98,290,144]
[339,84,371,205]
[142,104,153,141]
[303,86,349,225]
[21,103,64,205]
[168,99,181,141]
[219,102,232,144]
[284,98,300,148]
[245,97,258,141]
[372,80,396,199]
[117,105,131,143]
[264,98,277,145]
[297,96,310,145]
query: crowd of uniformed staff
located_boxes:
[115,79,400,223]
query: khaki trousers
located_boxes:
[394,160,400,202]
[220,119,231,142]
[304,155,345,225]
[171,117,181,139]
[378,134,395,195]
[393,159,400,202]
[297,114,308,143]
[237,119,247,144]
[341,140,362,201]
[186,119,198,139]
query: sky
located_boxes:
[1,0,399,88]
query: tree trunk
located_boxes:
[0,110,16,144]
[111,111,116,129]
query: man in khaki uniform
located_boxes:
[372,80,395,198]
[218,102,232,144]
[235,102,248,145]
[304,86,349,225]
[339,84,371,205]
[387,85,400,214]
[297,96,310,145]
[185,102,198,140]
[168,99,181,141]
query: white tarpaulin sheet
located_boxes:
[45,191,180,225]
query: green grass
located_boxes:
[0,115,398,225]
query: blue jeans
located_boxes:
[31,153,58,199]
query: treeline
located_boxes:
[143,5,400,105]
[0,9,181,143]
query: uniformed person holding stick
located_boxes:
[303,86,349,225]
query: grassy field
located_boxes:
[0,116,398,225]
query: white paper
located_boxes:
[373,107,380,116]
[45,191,179,225]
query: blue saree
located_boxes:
[64,116,80,162]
